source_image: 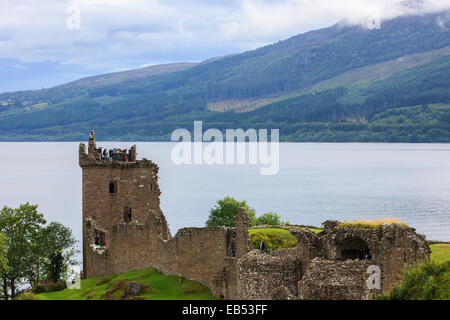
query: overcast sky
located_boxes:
[0,0,449,93]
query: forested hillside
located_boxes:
[0,11,449,142]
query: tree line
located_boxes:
[0,203,78,300]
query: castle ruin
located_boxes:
[79,131,430,300]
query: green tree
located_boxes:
[256,212,282,226]
[40,222,78,283]
[0,233,7,273]
[0,233,7,300]
[0,203,46,299]
[206,197,256,227]
[0,232,8,285]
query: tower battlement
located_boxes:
[79,130,158,172]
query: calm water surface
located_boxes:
[0,142,449,258]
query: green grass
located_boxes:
[249,228,298,250]
[377,260,450,300]
[430,244,450,263]
[338,219,409,229]
[306,227,322,234]
[377,244,450,300]
[31,268,216,300]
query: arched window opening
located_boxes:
[123,206,132,223]
[94,229,106,247]
[336,238,371,260]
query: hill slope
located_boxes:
[30,268,215,300]
[0,11,449,142]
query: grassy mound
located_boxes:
[338,219,409,229]
[249,228,298,251]
[29,268,216,300]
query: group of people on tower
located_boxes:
[96,147,131,162]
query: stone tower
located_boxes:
[79,130,170,277]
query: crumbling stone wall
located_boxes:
[298,258,378,300]
[296,220,430,299]
[84,214,233,295]
[318,221,430,292]
[290,228,322,273]
[237,249,301,300]
[235,207,252,259]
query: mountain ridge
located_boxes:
[0,11,449,142]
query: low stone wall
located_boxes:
[237,249,301,300]
[298,258,379,300]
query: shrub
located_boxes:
[32,282,67,294]
[206,197,257,227]
[14,292,36,300]
[377,260,450,300]
[249,228,297,251]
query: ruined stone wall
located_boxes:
[237,249,302,300]
[235,207,252,259]
[317,221,430,292]
[298,258,378,300]
[289,228,322,273]
[84,213,234,295]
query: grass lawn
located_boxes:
[306,227,323,234]
[32,268,216,300]
[249,228,298,250]
[430,244,450,263]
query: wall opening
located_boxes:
[336,237,371,260]
[94,229,106,247]
[109,181,117,194]
[123,206,132,223]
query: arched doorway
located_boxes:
[336,237,371,260]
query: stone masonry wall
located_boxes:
[237,249,302,300]
[318,221,431,292]
[298,258,378,300]
[84,212,234,296]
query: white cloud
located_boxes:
[13,64,26,69]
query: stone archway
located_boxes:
[336,237,371,260]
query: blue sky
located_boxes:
[1,0,449,93]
